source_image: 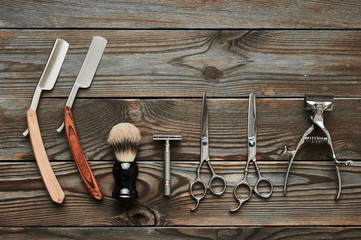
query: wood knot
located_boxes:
[127,205,157,226]
[203,66,221,80]
[218,229,243,240]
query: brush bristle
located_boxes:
[107,123,141,163]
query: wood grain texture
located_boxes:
[1,30,361,98]
[2,0,361,235]
[1,161,361,226]
[63,106,102,200]
[26,108,65,204]
[2,98,361,162]
[1,1,361,29]
[2,227,361,240]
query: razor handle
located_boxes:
[62,106,102,200]
[112,162,138,200]
[27,109,65,204]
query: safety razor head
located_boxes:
[304,94,334,112]
[153,134,182,141]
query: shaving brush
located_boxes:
[108,123,141,200]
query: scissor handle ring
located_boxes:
[229,180,252,212]
[190,177,207,197]
[254,176,273,199]
[233,180,252,202]
[189,178,207,211]
[208,174,226,196]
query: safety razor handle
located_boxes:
[62,106,102,200]
[164,140,171,196]
[27,108,65,204]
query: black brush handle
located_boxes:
[112,162,138,200]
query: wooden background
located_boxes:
[1,1,361,239]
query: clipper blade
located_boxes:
[304,94,334,112]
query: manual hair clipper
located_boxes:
[281,94,353,199]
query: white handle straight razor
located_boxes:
[57,36,107,132]
[23,39,69,136]
[24,39,69,204]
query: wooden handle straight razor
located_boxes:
[57,36,106,200]
[27,109,65,204]
[24,39,68,204]
[62,106,102,200]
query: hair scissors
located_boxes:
[230,93,273,212]
[189,92,227,211]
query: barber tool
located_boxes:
[153,133,182,196]
[56,36,107,200]
[230,93,273,212]
[108,123,141,200]
[23,39,69,204]
[189,92,227,211]
[281,94,353,199]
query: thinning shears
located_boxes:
[189,92,227,211]
[230,93,273,212]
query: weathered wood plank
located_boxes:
[1,1,361,29]
[1,98,361,162]
[1,227,361,240]
[1,30,361,98]
[0,161,361,226]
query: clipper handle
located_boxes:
[112,162,138,200]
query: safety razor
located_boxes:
[153,133,182,196]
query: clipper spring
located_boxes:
[304,136,328,145]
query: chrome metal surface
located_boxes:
[189,92,226,211]
[153,133,182,196]
[23,39,69,136]
[230,93,273,212]
[281,94,353,199]
[57,36,107,132]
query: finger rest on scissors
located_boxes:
[189,179,208,211]
[230,182,252,212]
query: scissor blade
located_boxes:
[201,92,208,137]
[200,92,209,161]
[248,93,257,160]
[248,93,256,138]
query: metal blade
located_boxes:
[248,93,257,160]
[38,39,69,91]
[248,93,256,139]
[57,36,107,133]
[201,92,209,161]
[23,39,69,136]
[201,92,208,137]
[75,36,107,88]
